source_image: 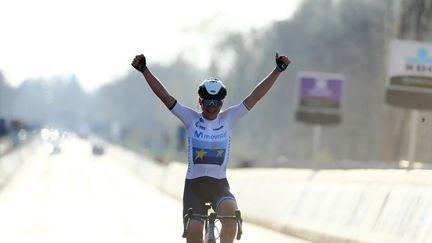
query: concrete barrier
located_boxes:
[0,139,38,189]
[104,144,166,187]
[153,161,432,243]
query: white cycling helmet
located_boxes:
[198,78,227,100]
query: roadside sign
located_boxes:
[295,71,345,125]
[386,39,432,110]
[296,71,345,114]
[387,39,432,94]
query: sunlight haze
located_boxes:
[0,0,301,91]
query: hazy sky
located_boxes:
[0,0,301,91]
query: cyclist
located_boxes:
[131,53,291,243]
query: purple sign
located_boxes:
[297,72,345,114]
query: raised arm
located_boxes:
[243,53,291,110]
[131,54,176,109]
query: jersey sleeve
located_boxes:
[221,101,249,127]
[170,101,197,128]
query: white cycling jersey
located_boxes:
[170,101,249,179]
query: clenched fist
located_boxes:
[132,54,147,72]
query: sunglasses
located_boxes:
[200,99,223,107]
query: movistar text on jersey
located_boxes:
[194,131,227,140]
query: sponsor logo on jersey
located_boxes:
[195,123,206,130]
[194,131,227,140]
[195,118,206,130]
[213,125,224,131]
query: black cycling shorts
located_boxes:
[182,176,236,220]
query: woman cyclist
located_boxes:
[131,53,291,243]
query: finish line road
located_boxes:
[0,138,309,243]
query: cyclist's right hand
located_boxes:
[132,54,147,72]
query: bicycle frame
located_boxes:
[182,207,243,242]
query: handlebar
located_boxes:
[182,208,243,240]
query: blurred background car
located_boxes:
[92,142,105,156]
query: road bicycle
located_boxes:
[182,204,243,243]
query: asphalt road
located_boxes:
[0,137,310,243]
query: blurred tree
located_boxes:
[12,75,87,130]
[211,0,399,167]
[5,0,432,167]
[0,71,13,117]
[399,0,432,40]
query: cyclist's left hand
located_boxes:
[132,54,147,72]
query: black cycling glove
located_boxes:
[275,53,288,72]
[133,55,147,72]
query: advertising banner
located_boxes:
[387,39,432,94]
[296,71,345,114]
